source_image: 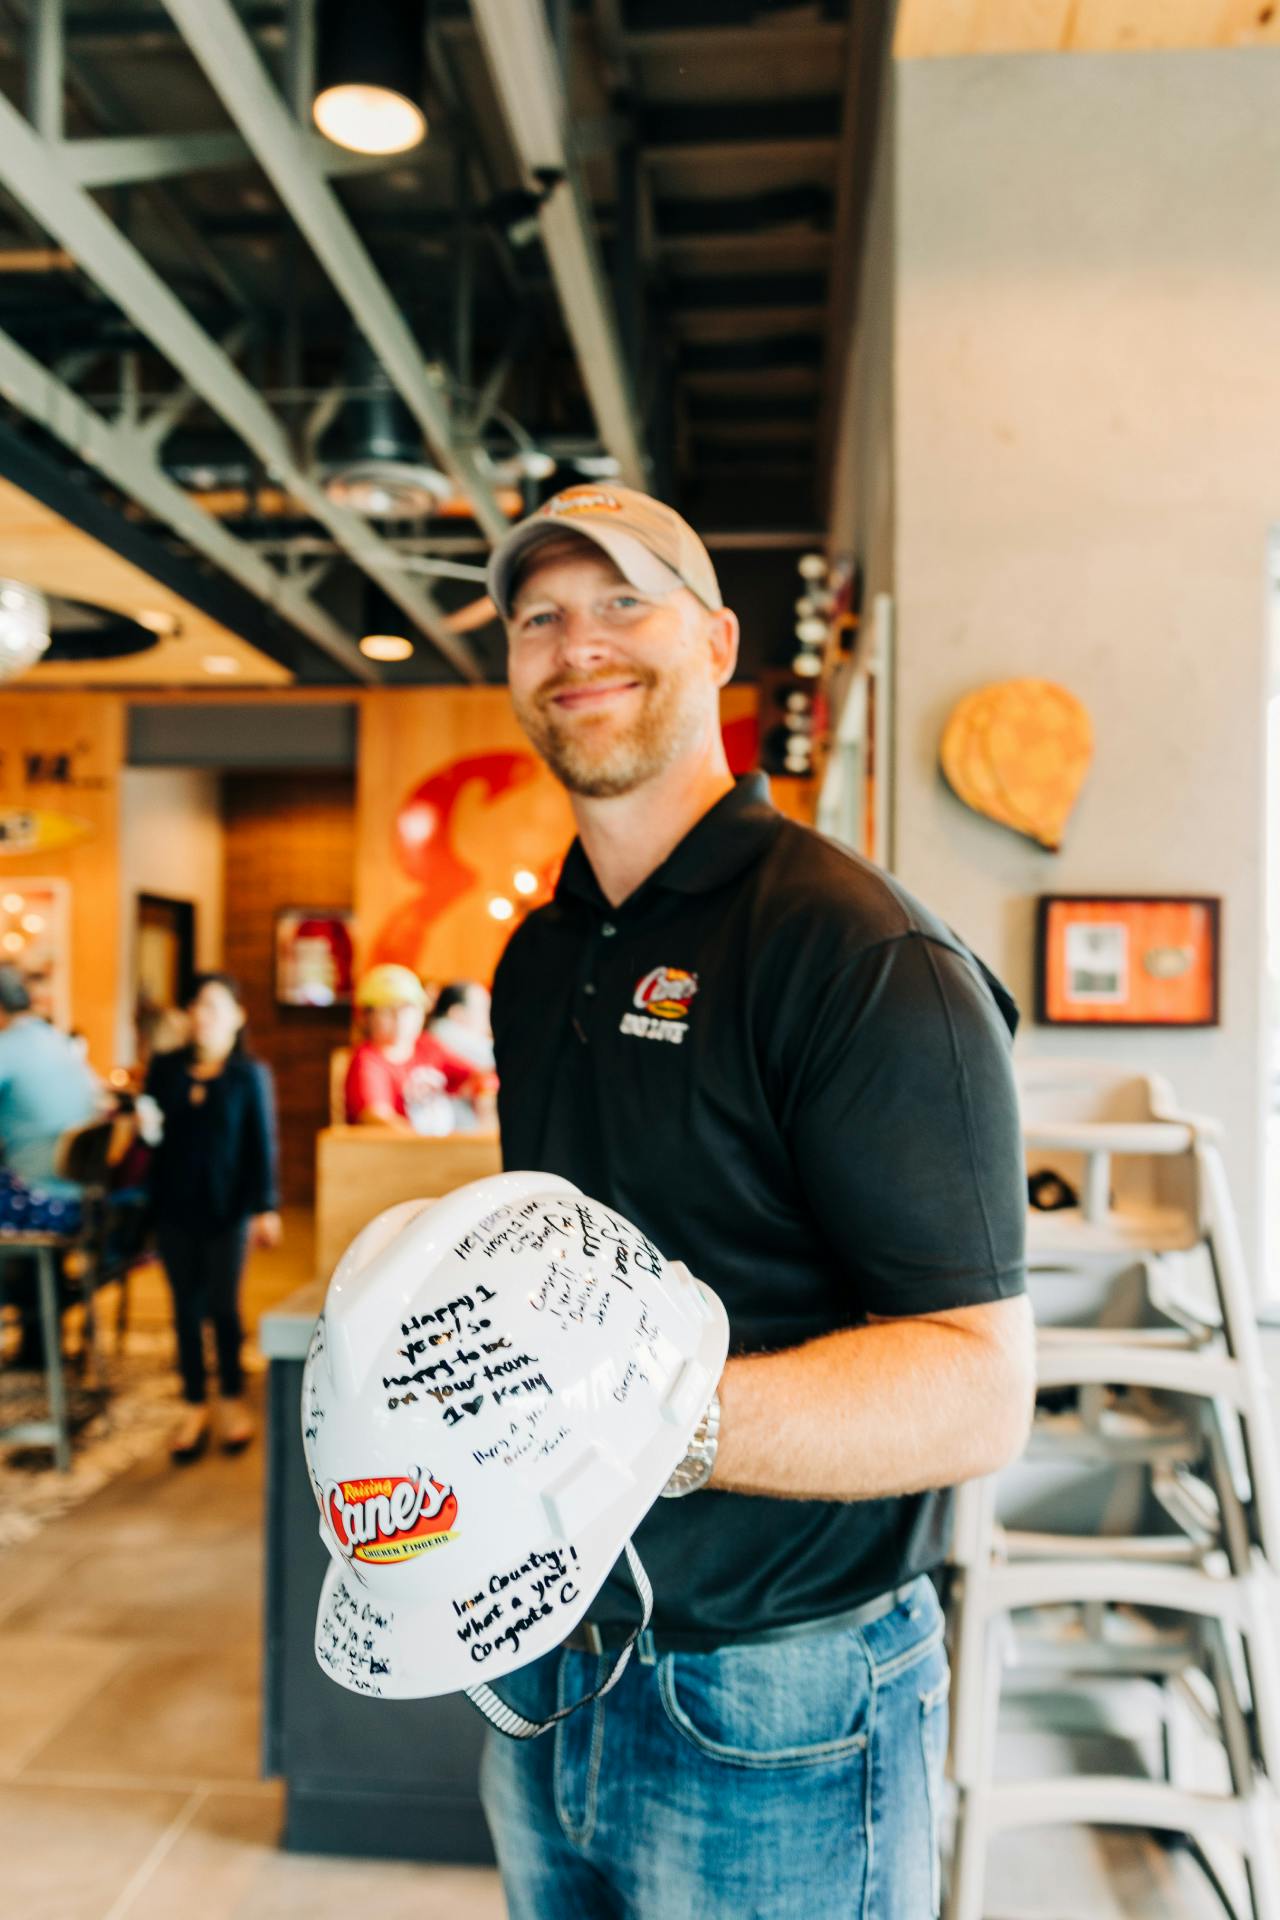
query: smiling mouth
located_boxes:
[548,681,643,712]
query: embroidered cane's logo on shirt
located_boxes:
[620,966,698,1046]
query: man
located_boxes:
[0,964,100,1366]
[482,486,1034,1919]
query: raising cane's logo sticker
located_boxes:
[633,966,699,1021]
[326,1467,458,1565]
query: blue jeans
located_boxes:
[480,1573,949,1920]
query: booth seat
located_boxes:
[314,1126,502,1281]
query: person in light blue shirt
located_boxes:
[0,965,99,1191]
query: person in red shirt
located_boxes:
[344,965,471,1134]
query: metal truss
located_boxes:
[0,83,485,681]
[470,0,648,490]
[0,324,376,681]
[160,0,510,546]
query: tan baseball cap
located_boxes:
[486,484,723,618]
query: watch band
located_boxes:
[660,1390,721,1498]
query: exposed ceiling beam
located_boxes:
[159,0,510,547]
[819,0,894,535]
[623,21,848,58]
[671,274,828,310]
[62,128,420,189]
[0,85,484,681]
[682,334,823,374]
[135,319,251,455]
[33,0,263,318]
[470,0,648,489]
[655,185,832,236]
[27,0,63,140]
[641,98,842,146]
[0,324,373,680]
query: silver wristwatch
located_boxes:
[660,1391,721,1498]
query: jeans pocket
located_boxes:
[658,1629,870,1770]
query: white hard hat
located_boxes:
[302,1171,728,1732]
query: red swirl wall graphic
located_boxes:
[370,751,540,970]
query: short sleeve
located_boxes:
[344,1044,400,1122]
[782,933,1026,1316]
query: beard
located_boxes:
[512,663,707,798]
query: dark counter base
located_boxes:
[264,1356,495,1866]
[283,1785,494,1863]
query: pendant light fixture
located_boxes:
[0,581,50,683]
[313,0,428,157]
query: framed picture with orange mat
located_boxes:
[1036,895,1221,1028]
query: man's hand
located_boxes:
[709,1294,1035,1502]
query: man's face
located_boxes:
[505,542,735,799]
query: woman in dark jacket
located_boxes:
[144,972,281,1461]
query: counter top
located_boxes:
[260,1280,325,1360]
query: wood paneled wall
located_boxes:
[222,772,355,1206]
[0,692,123,1067]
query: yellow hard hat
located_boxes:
[355,964,427,1010]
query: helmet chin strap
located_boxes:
[466,1540,653,1740]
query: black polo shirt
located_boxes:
[492,773,1026,1640]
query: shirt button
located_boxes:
[583,982,597,996]
[601,922,617,938]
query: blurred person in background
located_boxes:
[0,964,101,1368]
[344,964,471,1135]
[143,972,280,1462]
[428,981,498,1130]
[428,981,495,1072]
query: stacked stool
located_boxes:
[945,1062,1280,1919]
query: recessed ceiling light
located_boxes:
[136,608,179,636]
[487,897,516,923]
[359,633,414,662]
[202,654,242,675]
[512,870,539,896]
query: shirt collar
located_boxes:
[555,773,781,914]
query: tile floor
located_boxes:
[0,1214,1265,1918]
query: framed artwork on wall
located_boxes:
[1036,895,1221,1028]
[0,878,71,1028]
[275,907,355,1008]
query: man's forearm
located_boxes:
[708,1296,1035,1502]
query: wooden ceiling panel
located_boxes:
[896,0,1280,53]
[896,0,1073,57]
[0,478,292,688]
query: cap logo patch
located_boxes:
[542,489,622,518]
[326,1468,458,1564]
